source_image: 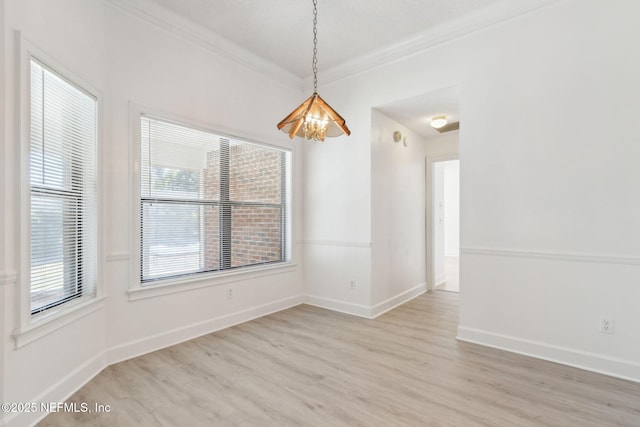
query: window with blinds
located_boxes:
[140,116,290,283]
[30,59,98,314]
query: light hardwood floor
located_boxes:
[39,291,640,426]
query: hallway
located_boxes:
[436,256,459,292]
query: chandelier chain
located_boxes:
[312,0,318,92]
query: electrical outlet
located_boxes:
[227,288,233,299]
[599,318,613,334]
[349,280,356,290]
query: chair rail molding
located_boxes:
[460,247,640,266]
[0,270,17,286]
[301,240,371,248]
[106,252,131,262]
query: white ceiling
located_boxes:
[110,0,558,138]
[376,86,460,139]
[144,0,502,79]
[120,0,558,82]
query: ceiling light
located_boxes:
[430,116,448,129]
[277,0,350,142]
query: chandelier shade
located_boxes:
[277,92,350,141]
[277,0,350,142]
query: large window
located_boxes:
[140,116,290,283]
[30,59,97,314]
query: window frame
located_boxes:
[15,36,105,348]
[130,106,295,300]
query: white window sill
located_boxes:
[128,262,298,301]
[13,295,107,349]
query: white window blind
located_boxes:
[140,116,289,283]
[30,59,97,314]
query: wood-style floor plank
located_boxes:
[39,291,640,426]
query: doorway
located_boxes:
[427,157,459,292]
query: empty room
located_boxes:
[1,0,639,426]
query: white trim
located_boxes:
[107,294,304,365]
[370,283,427,318]
[0,270,17,286]
[4,294,303,427]
[128,263,298,301]
[3,351,108,427]
[305,284,427,319]
[460,247,640,266]
[132,102,293,151]
[12,296,107,349]
[301,240,371,248]
[457,326,640,384]
[106,252,130,262]
[0,0,6,300]
[322,0,561,84]
[16,29,30,343]
[129,101,141,299]
[434,274,447,287]
[15,32,107,342]
[105,0,300,88]
[129,102,296,298]
[106,0,560,87]
[426,154,460,290]
[304,295,373,319]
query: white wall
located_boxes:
[433,162,445,284]
[302,49,462,316]
[3,2,640,425]
[425,133,460,290]
[428,154,461,288]
[456,0,640,381]
[1,1,305,426]
[102,2,304,355]
[0,0,7,410]
[370,110,427,313]
[2,4,109,427]
[425,132,460,159]
[308,0,640,381]
[304,108,431,317]
[443,160,460,257]
[302,95,372,316]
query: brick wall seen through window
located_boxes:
[140,116,289,283]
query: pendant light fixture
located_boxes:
[277,0,350,142]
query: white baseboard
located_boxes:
[107,294,305,365]
[435,274,446,286]
[5,288,433,426]
[370,283,427,318]
[306,283,427,319]
[4,352,109,427]
[304,295,372,318]
[4,295,305,427]
[457,326,640,383]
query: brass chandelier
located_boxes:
[277,0,350,142]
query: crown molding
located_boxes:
[105,0,303,89]
[106,0,561,88]
[318,0,563,85]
